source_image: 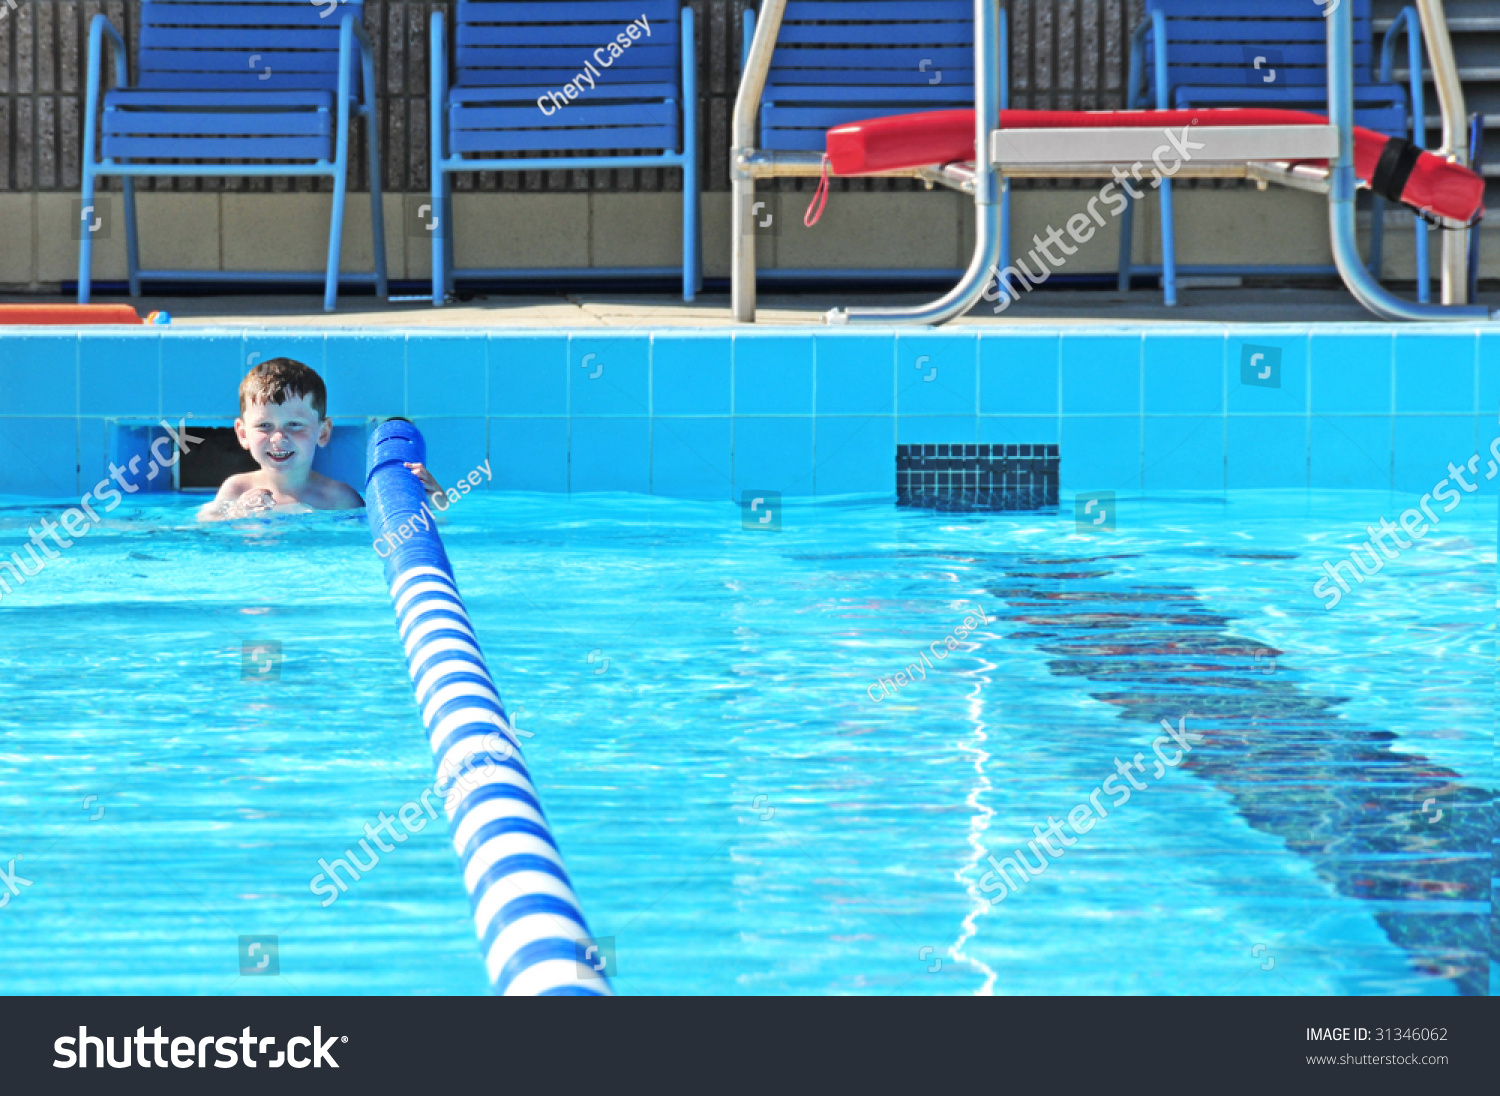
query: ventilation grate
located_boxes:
[896,443,1059,512]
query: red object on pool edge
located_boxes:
[825,108,1485,225]
[0,303,148,325]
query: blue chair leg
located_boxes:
[442,175,456,298]
[1159,177,1178,307]
[78,167,97,304]
[325,165,348,313]
[1117,192,1135,292]
[365,116,389,301]
[682,155,699,302]
[122,177,141,298]
[431,169,447,307]
[1415,219,1431,304]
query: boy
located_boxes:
[201,358,437,520]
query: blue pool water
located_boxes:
[0,490,1493,995]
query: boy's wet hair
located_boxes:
[239,358,328,419]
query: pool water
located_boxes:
[0,490,1493,995]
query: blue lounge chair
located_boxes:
[80,0,386,313]
[1119,0,1426,305]
[429,1,699,304]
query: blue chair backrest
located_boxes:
[137,0,361,91]
[1143,0,1381,94]
[454,0,681,88]
[762,0,975,151]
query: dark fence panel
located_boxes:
[0,1,1143,194]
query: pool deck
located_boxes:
[0,286,1386,328]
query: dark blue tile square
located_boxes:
[570,335,650,417]
[652,334,731,416]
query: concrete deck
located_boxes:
[0,286,1392,327]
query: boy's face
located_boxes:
[235,394,331,478]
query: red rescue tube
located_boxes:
[0,303,150,325]
[826,108,1484,224]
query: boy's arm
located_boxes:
[197,474,252,522]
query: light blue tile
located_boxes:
[571,417,650,493]
[1393,415,1477,494]
[979,416,1058,447]
[978,331,1058,414]
[0,333,78,415]
[79,418,108,495]
[1143,416,1223,491]
[1061,333,1141,414]
[1226,333,1308,413]
[162,332,245,419]
[0,418,77,497]
[1061,415,1140,492]
[1226,417,1306,489]
[897,333,976,416]
[1478,330,1500,419]
[1310,416,1391,490]
[896,415,975,446]
[733,334,814,415]
[816,415,894,496]
[652,334,731,416]
[407,335,487,417]
[79,333,158,417]
[324,333,405,418]
[490,334,569,416]
[734,417,814,496]
[1394,331,1476,414]
[313,419,370,493]
[408,417,487,489]
[1142,333,1223,415]
[490,417,568,493]
[815,334,894,415]
[570,334,650,416]
[1309,331,1393,414]
[246,332,328,373]
[651,417,732,499]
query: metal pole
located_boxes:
[828,0,1001,325]
[1416,0,1470,303]
[731,0,789,323]
[1327,0,1488,320]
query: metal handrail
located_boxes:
[1416,0,1472,304]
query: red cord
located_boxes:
[804,155,831,227]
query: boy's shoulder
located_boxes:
[314,473,365,510]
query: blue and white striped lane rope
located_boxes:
[365,419,609,996]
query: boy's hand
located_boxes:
[406,462,444,499]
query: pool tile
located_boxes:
[1226,332,1308,413]
[162,331,246,419]
[978,331,1059,414]
[490,334,568,416]
[490,417,568,493]
[733,416,814,496]
[1479,330,1500,419]
[652,334,731,416]
[1142,333,1224,415]
[323,333,405,418]
[1394,331,1476,415]
[651,417,732,499]
[1061,414,1140,491]
[1226,416,1306,489]
[1061,333,1142,414]
[407,334,487,417]
[79,417,108,496]
[1392,415,1478,495]
[409,416,487,487]
[897,415,976,446]
[1143,415,1223,491]
[0,333,79,415]
[1309,331,1393,415]
[314,418,371,492]
[0,418,77,497]
[897,333,977,416]
[1310,416,1391,490]
[815,334,895,415]
[816,415,895,496]
[571,417,650,492]
[733,334,814,415]
[570,334,650,417]
[979,416,1059,448]
[246,331,328,373]
[79,333,159,418]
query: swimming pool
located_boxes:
[0,487,1491,995]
